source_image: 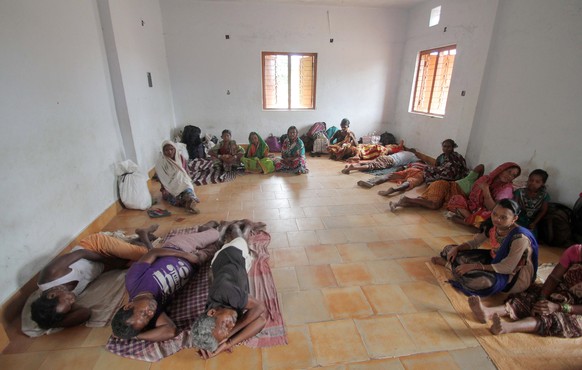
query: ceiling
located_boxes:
[195,0,428,9]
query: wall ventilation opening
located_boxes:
[429,6,441,27]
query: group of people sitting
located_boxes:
[30,219,267,359]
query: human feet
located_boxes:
[341,165,353,174]
[469,296,490,324]
[136,224,159,249]
[490,313,508,335]
[378,187,396,196]
[357,180,374,189]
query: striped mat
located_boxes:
[187,158,238,186]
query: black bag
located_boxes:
[572,193,582,243]
[380,132,397,145]
[538,203,573,246]
[181,125,205,159]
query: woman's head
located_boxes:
[491,199,520,229]
[441,139,458,155]
[163,143,176,159]
[249,132,259,146]
[287,126,298,140]
[498,166,521,184]
[340,118,350,130]
[221,129,232,142]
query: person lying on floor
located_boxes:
[469,244,582,337]
[111,222,221,342]
[191,220,267,359]
[341,150,419,175]
[30,225,159,330]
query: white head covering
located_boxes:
[154,140,194,197]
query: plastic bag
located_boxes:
[115,160,152,210]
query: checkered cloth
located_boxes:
[105,227,287,362]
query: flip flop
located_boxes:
[147,208,171,218]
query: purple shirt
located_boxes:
[125,251,193,314]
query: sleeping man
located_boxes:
[111,223,221,341]
[191,220,267,359]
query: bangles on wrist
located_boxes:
[561,303,572,314]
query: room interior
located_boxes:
[1,0,581,368]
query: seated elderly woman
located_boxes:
[209,129,245,172]
[469,243,582,337]
[341,150,419,175]
[432,199,538,297]
[274,126,309,175]
[30,226,158,329]
[155,140,200,214]
[327,118,357,161]
[241,132,274,174]
[191,221,267,359]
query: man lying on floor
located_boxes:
[191,220,267,359]
[31,225,159,330]
[111,222,221,341]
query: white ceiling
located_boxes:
[193,0,428,9]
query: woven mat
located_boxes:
[427,262,582,369]
[187,158,240,186]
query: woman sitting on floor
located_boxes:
[209,129,245,172]
[241,132,274,174]
[432,199,538,297]
[469,243,582,337]
[327,118,357,161]
[274,126,309,175]
[155,140,200,214]
[446,162,521,228]
[423,139,469,183]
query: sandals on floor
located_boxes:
[147,208,172,218]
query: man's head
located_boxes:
[111,295,157,339]
[30,293,66,329]
[191,307,238,351]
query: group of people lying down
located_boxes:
[30,219,268,359]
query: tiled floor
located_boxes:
[1,156,564,369]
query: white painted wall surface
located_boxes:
[392,0,499,157]
[466,0,582,205]
[107,0,176,169]
[160,1,408,143]
[0,1,125,303]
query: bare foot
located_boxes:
[187,200,200,214]
[341,166,351,174]
[431,256,446,266]
[135,225,159,249]
[469,296,489,324]
[490,313,507,335]
[378,188,396,196]
[357,180,374,189]
[389,201,397,212]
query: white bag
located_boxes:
[312,132,329,153]
[115,160,152,210]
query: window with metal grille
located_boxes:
[262,52,317,110]
[411,45,456,116]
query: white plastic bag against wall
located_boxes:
[115,160,152,210]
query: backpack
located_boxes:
[312,132,329,154]
[538,203,573,246]
[265,134,281,153]
[182,125,207,159]
[572,193,582,243]
[380,132,397,145]
[306,122,326,138]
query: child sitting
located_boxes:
[223,140,241,172]
[513,169,550,236]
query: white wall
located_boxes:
[392,0,499,157]
[0,0,125,303]
[160,1,408,143]
[466,0,582,205]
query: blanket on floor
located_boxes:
[187,158,239,185]
[106,227,287,362]
[427,262,582,369]
[364,165,400,177]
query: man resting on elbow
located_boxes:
[191,220,267,358]
[111,223,221,342]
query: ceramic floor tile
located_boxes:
[354,316,418,358]
[281,290,332,325]
[271,247,309,268]
[373,226,411,241]
[38,347,104,370]
[398,224,433,238]
[272,266,300,292]
[268,231,289,248]
[396,258,436,282]
[93,348,152,370]
[0,351,49,370]
[27,325,92,352]
[278,207,307,219]
[400,281,454,312]
[336,243,377,262]
[254,208,280,221]
[296,265,338,290]
[360,284,416,314]
[317,229,349,244]
[262,325,316,369]
[82,326,114,347]
[305,244,343,265]
[322,286,373,319]
[398,351,461,370]
[243,199,289,210]
[268,218,299,233]
[149,347,206,370]
[346,358,405,369]
[204,344,262,370]
[344,227,380,243]
[330,262,374,287]
[287,230,320,247]
[439,310,479,347]
[399,312,466,352]
[309,319,369,366]
[449,346,497,370]
[296,217,325,230]
[365,259,413,284]
[302,206,332,217]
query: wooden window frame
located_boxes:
[411,44,456,117]
[261,52,317,110]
